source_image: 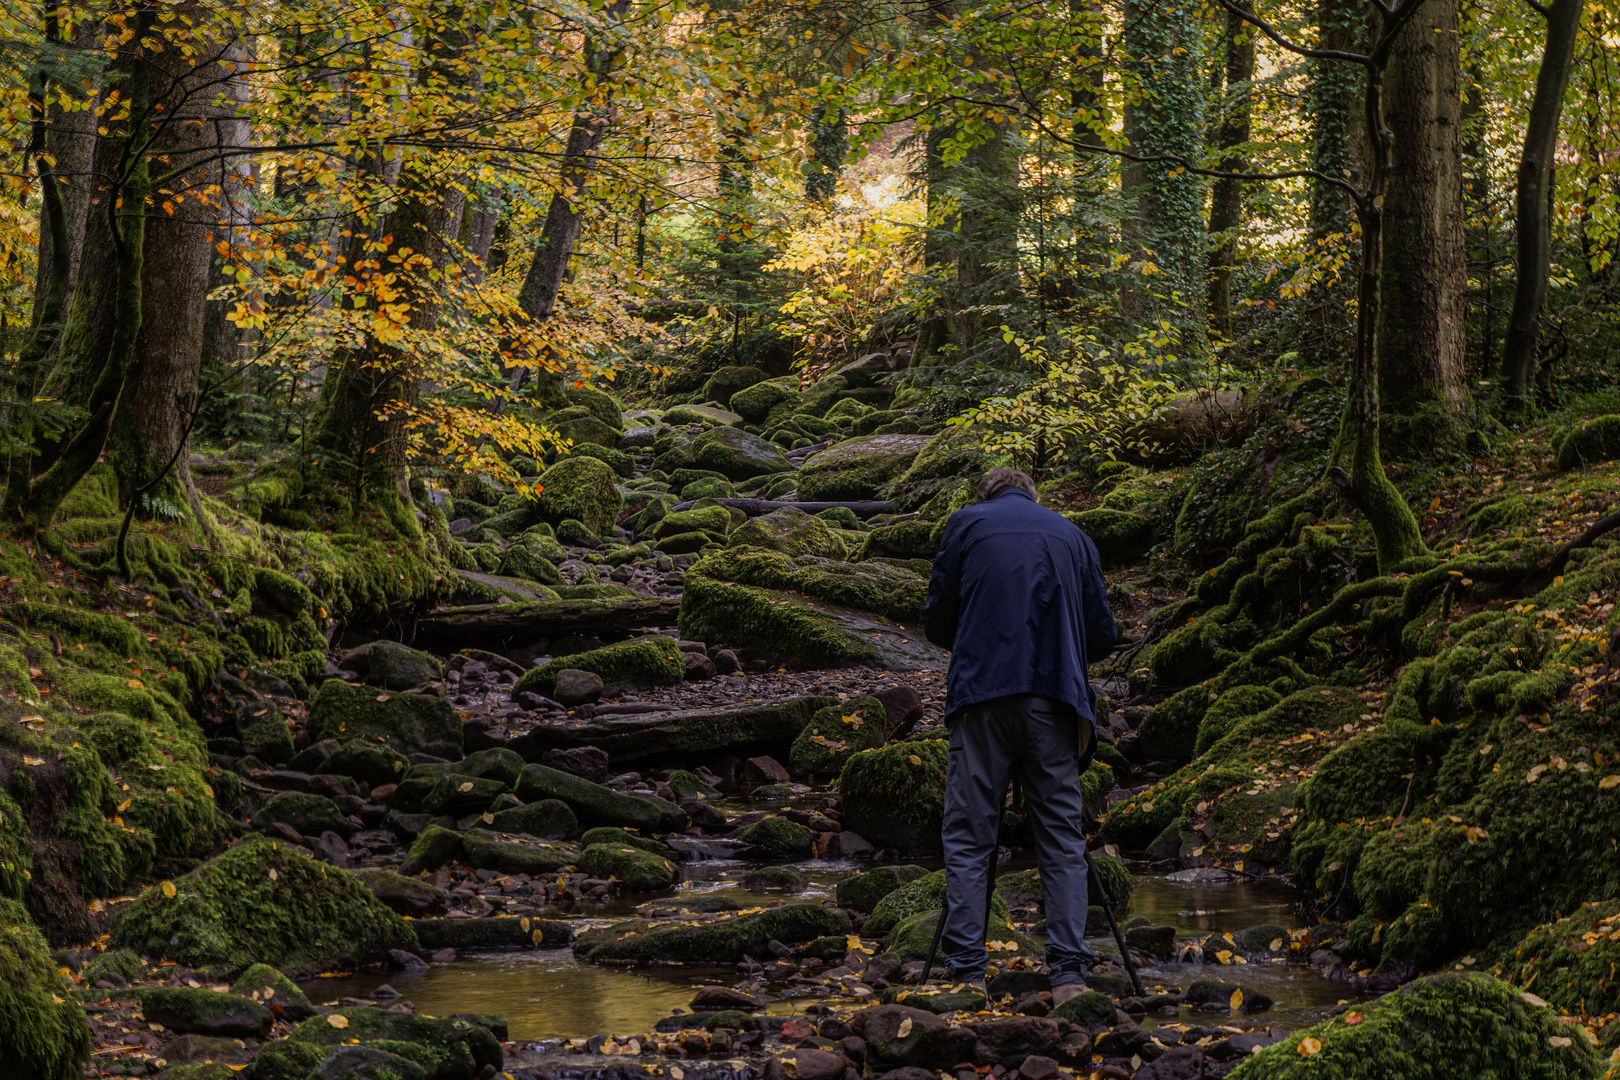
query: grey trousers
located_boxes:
[941,694,1096,985]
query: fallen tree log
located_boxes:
[665,497,894,517]
[413,597,681,650]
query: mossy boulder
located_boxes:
[664,403,744,427]
[317,739,410,789]
[534,457,623,534]
[555,414,622,450]
[797,434,932,501]
[887,908,1042,961]
[307,679,462,760]
[250,792,353,839]
[1501,900,1620,1015]
[495,546,563,586]
[1227,973,1600,1079]
[486,799,579,840]
[788,696,886,777]
[1061,509,1155,566]
[514,636,685,695]
[460,830,581,876]
[571,443,635,479]
[866,869,1012,937]
[728,506,848,560]
[835,865,930,912]
[689,426,795,480]
[282,1006,504,1079]
[364,641,443,690]
[348,867,448,917]
[680,476,735,500]
[1553,414,1620,471]
[422,774,508,817]
[0,897,91,1080]
[513,764,688,833]
[449,747,527,786]
[110,836,416,976]
[573,904,850,964]
[565,384,624,430]
[729,377,799,422]
[235,699,295,763]
[853,520,937,562]
[1196,685,1284,754]
[650,505,734,541]
[229,963,316,1021]
[736,817,815,859]
[400,824,464,875]
[139,987,272,1038]
[578,843,678,890]
[579,827,678,860]
[839,740,948,855]
[701,365,769,406]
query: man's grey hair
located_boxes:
[977,466,1038,502]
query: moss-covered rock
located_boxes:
[887,907,1042,961]
[839,740,947,855]
[571,443,635,479]
[555,414,622,450]
[565,384,624,430]
[534,457,623,535]
[788,696,886,777]
[110,836,416,976]
[513,764,688,833]
[736,817,815,859]
[853,520,937,562]
[685,546,927,623]
[578,843,678,890]
[283,1006,504,1079]
[364,641,443,690]
[573,903,851,964]
[729,506,848,560]
[139,987,272,1038]
[317,739,410,788]
[650,505,734,541]
[229,963,316,1021]
[495,546,564,586]
[421,774,508,817]
[250,792,352,839]
[348,867,448,917]
[411,916,570,951]
[866,870,1012,937]
[1062,509,1154,566]
[486,799,578,840]
[1196,685,1284,754]
[460,830,580,876]
[579,827,678,859]
[835,865,930,912]
[307,679,462,760]
[664,404,743,427]
[701,366,769,406]
[1554,415,1620,471]
[513,636,685,695]
[689,426,795,480]
[0,897,91,1080]
[1228,973,1599,1079]
[449,747,527,786]
[729,377,799,422]
[680,476,735,500]
[797,434,932,501]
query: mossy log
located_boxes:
[412,597,682,650]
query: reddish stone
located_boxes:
[742,755,791,785]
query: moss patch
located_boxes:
[839,740,948,855]
[0,897,91,1080]
[789,696,886,777]
[514,636,685,695]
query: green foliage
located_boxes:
[0,898,91,1080]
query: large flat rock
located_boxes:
[507,695,837,763]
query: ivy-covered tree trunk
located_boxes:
[947,122,1021,354]
[805,104,847,202]
[1498,0,1584,400]
[1375,0,1468,448]
[1121,0,1207,336]
[1207,7,1254,335]
[1304,0,1365,367]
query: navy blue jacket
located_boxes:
[924,489,1119,720]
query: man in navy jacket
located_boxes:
[924,466,1118,1003]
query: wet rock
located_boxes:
[737,817,815,859]
[838,741,947,855]
[684,651,719,680]
[141,987,272,1038]
[714,649,742,674]
[229,962,317,1021]
[743,866,808,891]
[553,668,606,707]
[1232,923,1289,956]
[280,1006,503,1079]
[1048,990,1116,1029]
[512,697,832,764]
[421,774,509,817]
[411,916,570,951]
[742,755,791,784]
[876,986,985,1013]
[961,1017,1062,1068]
[366,641,444,690]
[1124,924,1177,959]
[547,745,611,784]
[514,764,687,832]
[837,865,930,912]
[400,823,465,875]
[450,747,527,785]
[485,798,579,839]
[161,1034,257,1065]
[287,738,342,774]
[682,799,731,830]
[1133,1046,1207,1080]
[308,679,463,760]
[311,1045,428,1080]
[790,697,886,778]
[578,843,678,891]
[1183,979,1272,1013]
[316,830,351,867]
[871,685,925,740]
[235,698,294,764]
[573,903,851,964]
[349,867,448,917]
[854,1004,978,1070]
[765,1049,849,1080]
[692,986,767,1010]
[318,739,411,788]
[820,830,876,858]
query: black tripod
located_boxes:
[918,786,1143,998]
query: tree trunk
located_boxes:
[805,104,846,201]
[1375,0,1468,448]
[1069,0,1109,281]
[1121,0,1207,334]
[511,0,633,401]
[1303,0,1367,368]
[1207,7,1255,335]
[1498,0,1583,399]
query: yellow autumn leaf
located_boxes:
[1216,949,1233,964]
[22,757,43,767]
[1344,1011,1364,1025]
[126,679,143,688]
[1521,991,1548,1007]
[1298,1036,1323,1056]
[117,799,133,812]
[1549,1036,1572,1048]
[458,782,475,792]
[268,868,279,881]
[1599,776,1620,790]
[160,880,176,898]
[906,755,922,765]
[1229,989,1243,1010]
[842,714,860,726]
[896,1017,913,1038]
[327,1014,350,1028]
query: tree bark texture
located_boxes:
[1207,8,1255,334]
[1121,0,1207,332]
[1498,0,1583,397]
[1375,0,1468,444]
[1304,0,1368,368]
